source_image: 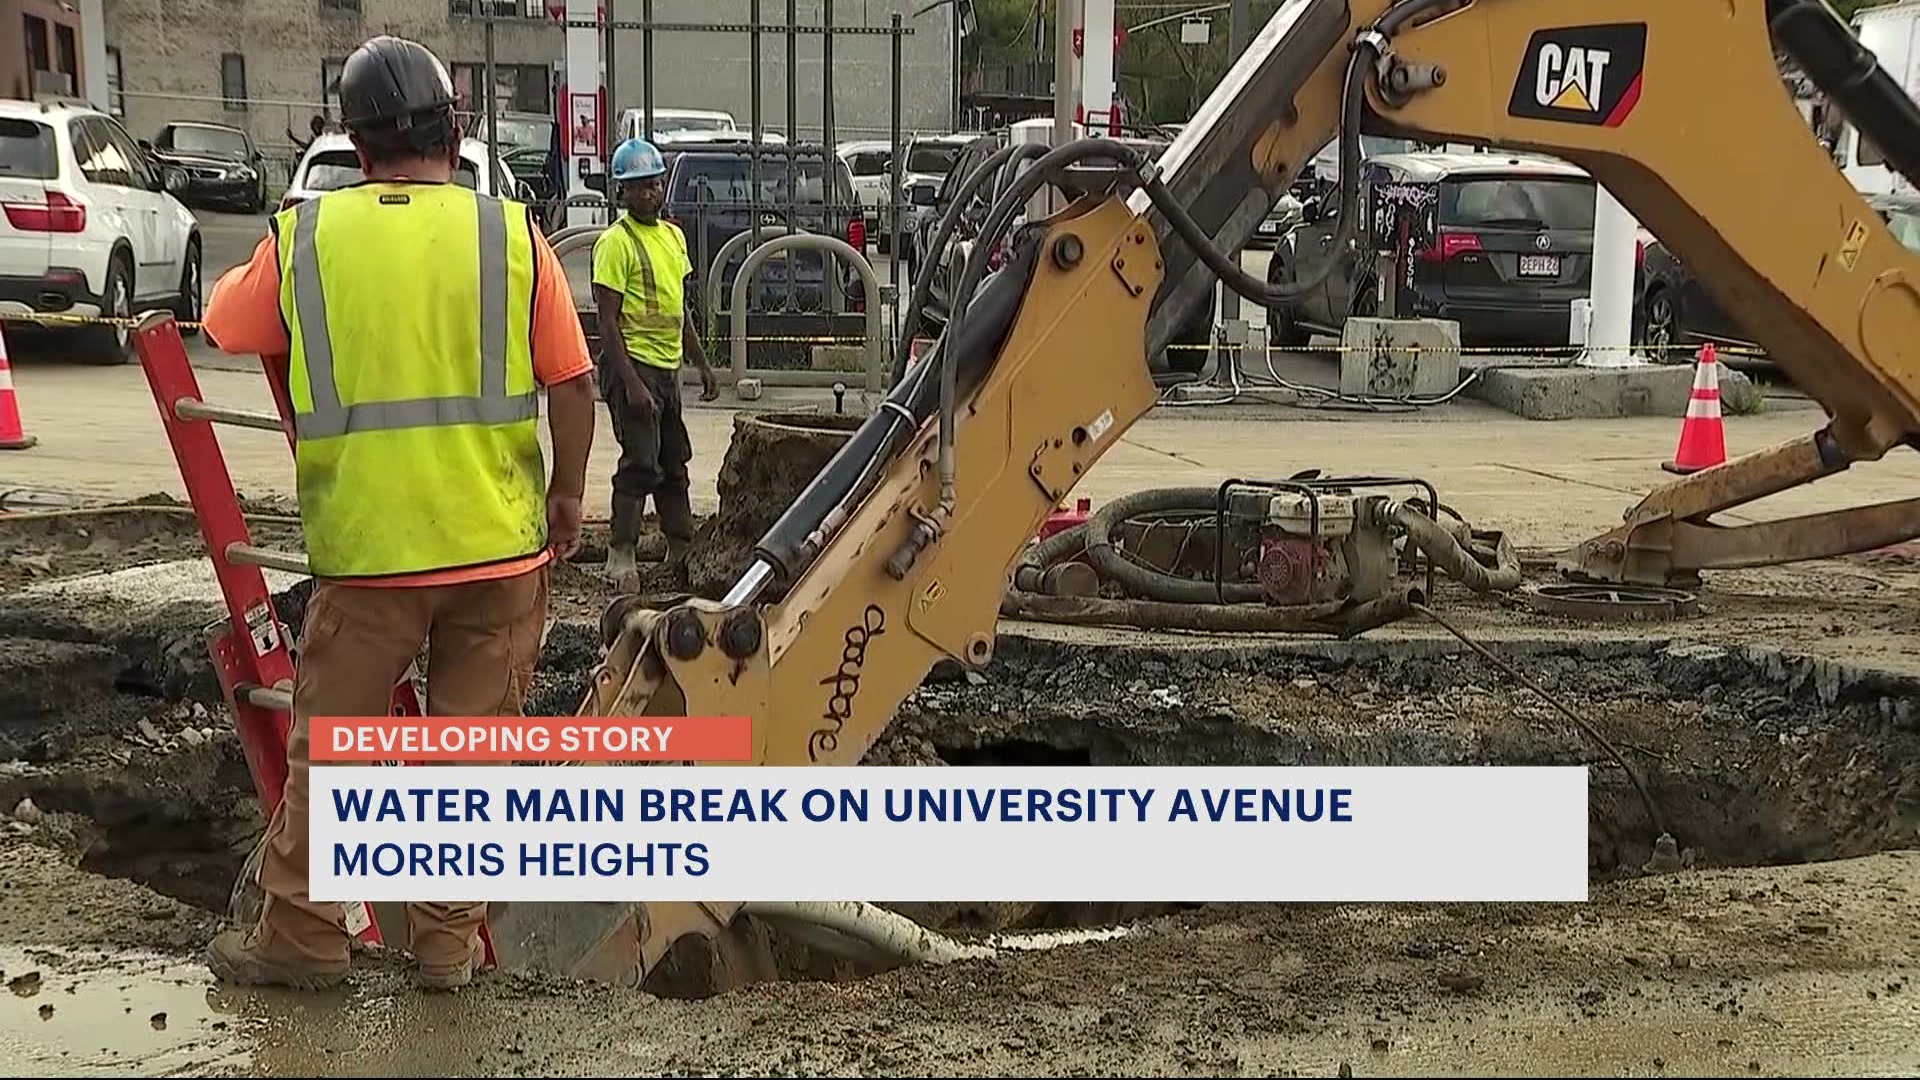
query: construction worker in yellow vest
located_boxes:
[198,35,597,991]
[593,136,718,589]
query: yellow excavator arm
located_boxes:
[490,0,1920,984]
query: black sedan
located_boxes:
[145,122,269,213]
[1265,151,1600,349]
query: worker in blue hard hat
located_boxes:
[592,137,717,590]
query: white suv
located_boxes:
[0,98,203,363]
[279,133,530,210]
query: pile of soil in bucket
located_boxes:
[682,409,863,602]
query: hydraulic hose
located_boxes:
[936,139,1160,529]
[1080,486,1266,604]
[1771,0,1920,196]
[891,140,1050,384]
[1390,502,1523,594]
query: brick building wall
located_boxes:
[102,0,565,176]
[5,0,91,102]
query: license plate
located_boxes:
[1518,254,1560,277]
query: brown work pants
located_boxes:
[254,566,549,970]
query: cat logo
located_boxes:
[1509,24,1647,128]
[1535,44,1609,113]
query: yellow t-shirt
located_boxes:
[591,215,692,370]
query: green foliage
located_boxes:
[968,0,1049,64]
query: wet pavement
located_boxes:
[2,945,255,1076]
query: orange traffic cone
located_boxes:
[1662,342,1725,475]
[0,322,35,451]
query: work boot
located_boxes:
[203,925,349,991]
[605,494,642,590]
[414,945,480,991]
[409,906,485,991]
[657,488,696,584]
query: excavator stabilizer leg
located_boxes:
[1560,427,1920,584]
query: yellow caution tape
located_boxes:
[1,310,1770,358]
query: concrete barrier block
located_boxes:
[1339,318,1462,399]
[1472,361,1760,419]
[810,344,865,373]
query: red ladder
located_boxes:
[132,310,497,969]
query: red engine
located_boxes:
[1257,534,1337,606]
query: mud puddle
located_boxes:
[0,944,259,1076]
[1238,968,1920,1077]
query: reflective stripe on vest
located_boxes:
[283,189,538,440]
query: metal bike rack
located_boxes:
[551,225,888,395]
[704,223,810,330]
[730,232,885,397]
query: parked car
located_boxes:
[1265,151,1597,348]
[1249,191,1304,248]
[837,139,892,249]
[471,111,562,227]
[655,140,867,370]
[1636,190,1920,363]
[895,133,981,281]
[0,97,202,364]
[278,133,528,211]
[144,121,268,213]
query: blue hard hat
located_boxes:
[610,138,666,181]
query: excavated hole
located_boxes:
[6,612,1920,998]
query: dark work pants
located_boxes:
[601,360,693,547]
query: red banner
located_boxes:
[312,716,753,763]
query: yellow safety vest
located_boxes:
[593,215,691,369]
[273,181,547,579]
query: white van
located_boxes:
[617,107,740,144]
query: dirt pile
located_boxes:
[683,409,863,601]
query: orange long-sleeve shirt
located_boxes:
[202,209,595,588]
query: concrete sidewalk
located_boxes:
[4,359,1916,552]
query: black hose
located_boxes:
[1378,0,1465,36]
[1081,486,1266,604]
[947,0,1476,329]
[1770,0,1920,196]
[1000,585,1422,638]
[890,140,1050,384]
[935,138,1174,517]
